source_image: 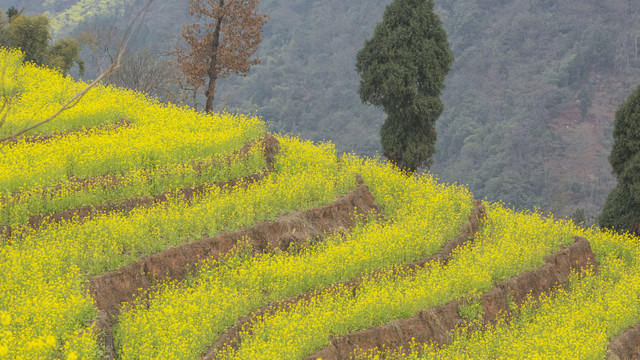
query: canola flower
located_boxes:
[0,144,266,228]
[1,47,156,137]
[219,202,578,360]
[375,227,640,360]
[0,47,267,228]
[114,156,473,360]
[5,46,640,360]
[0,135,350,359]
[0,48,22,101]
[0,104,265,195]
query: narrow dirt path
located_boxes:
[0,133,279,240]
[305,236,598,360]
[89,177,379,359]
[201,200,486,360]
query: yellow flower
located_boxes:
[0,313,10,326]
[45,335,56,348]
[0,344,8,356]
[67,351,78,360]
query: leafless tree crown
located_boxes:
[175,0,268,112]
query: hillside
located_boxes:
[4,0,640,219]
[3,47,640,360]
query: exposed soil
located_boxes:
[304,236,598,360]
[607,323,640,359]
[89,178,379,359]
[201,199,486,360]
[0,133,279,240]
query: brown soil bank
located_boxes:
[0,133,279,240]
[305,236,598,360]
[202,200,486,360]
[88,179,379,319]
[607,324,640,359]
[91,179,378,359]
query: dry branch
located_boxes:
[0,0,153,143]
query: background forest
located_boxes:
[3,0,640,221]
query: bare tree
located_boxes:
[77,24,121,75]
[0,0,153,143]
[104,48,176,102]
[175,0,268,113]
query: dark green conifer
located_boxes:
[355,0,452,173]
[599,83,640,233]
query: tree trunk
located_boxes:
[205,0,225,113]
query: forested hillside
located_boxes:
[4,0,640,219]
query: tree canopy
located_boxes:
[356,0,452,173]
[176,0,268,113]
[599,83,640,233]
[0,11,84,76]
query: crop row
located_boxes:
[0,106,264,195]
[368,237,640,359]
[0,141,267,231]
[203,203,579,360]
[0,136,356,359]
[218,203,640,360]
[0,48,272,230]
[113,155,474,360]
[1,47,162,138]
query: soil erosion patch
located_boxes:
[202,200,486,360]
[305,236,598,360]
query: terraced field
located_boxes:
[2,47,640,360]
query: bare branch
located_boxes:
[0,0,154,144]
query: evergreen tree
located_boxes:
[599,83,640,234]
[6,14,50,65]
[47,38,85,76]
[355,0,452,173]
[0,13,84,76]
[5,7,19,20]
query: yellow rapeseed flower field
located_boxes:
[3,46,640,360]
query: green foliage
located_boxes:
[5,6,18,20]
[356,0,452,172]
[577,85,594,120]
[458,291,485,322]
[571,208,586,227]
[608,84,640,179]
[0,13,84,75]
[598,184,640,232]
[599,83,640,232]
[5,14,50,65]
[47,38,85,76]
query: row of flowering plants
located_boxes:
[3,48,640,360]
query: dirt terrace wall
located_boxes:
[91,178,378,359]
[88,179,379,319]
[608,324,640,359]
[305,236,598,360]
[202,200,486,360]
[0,133,279,240]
